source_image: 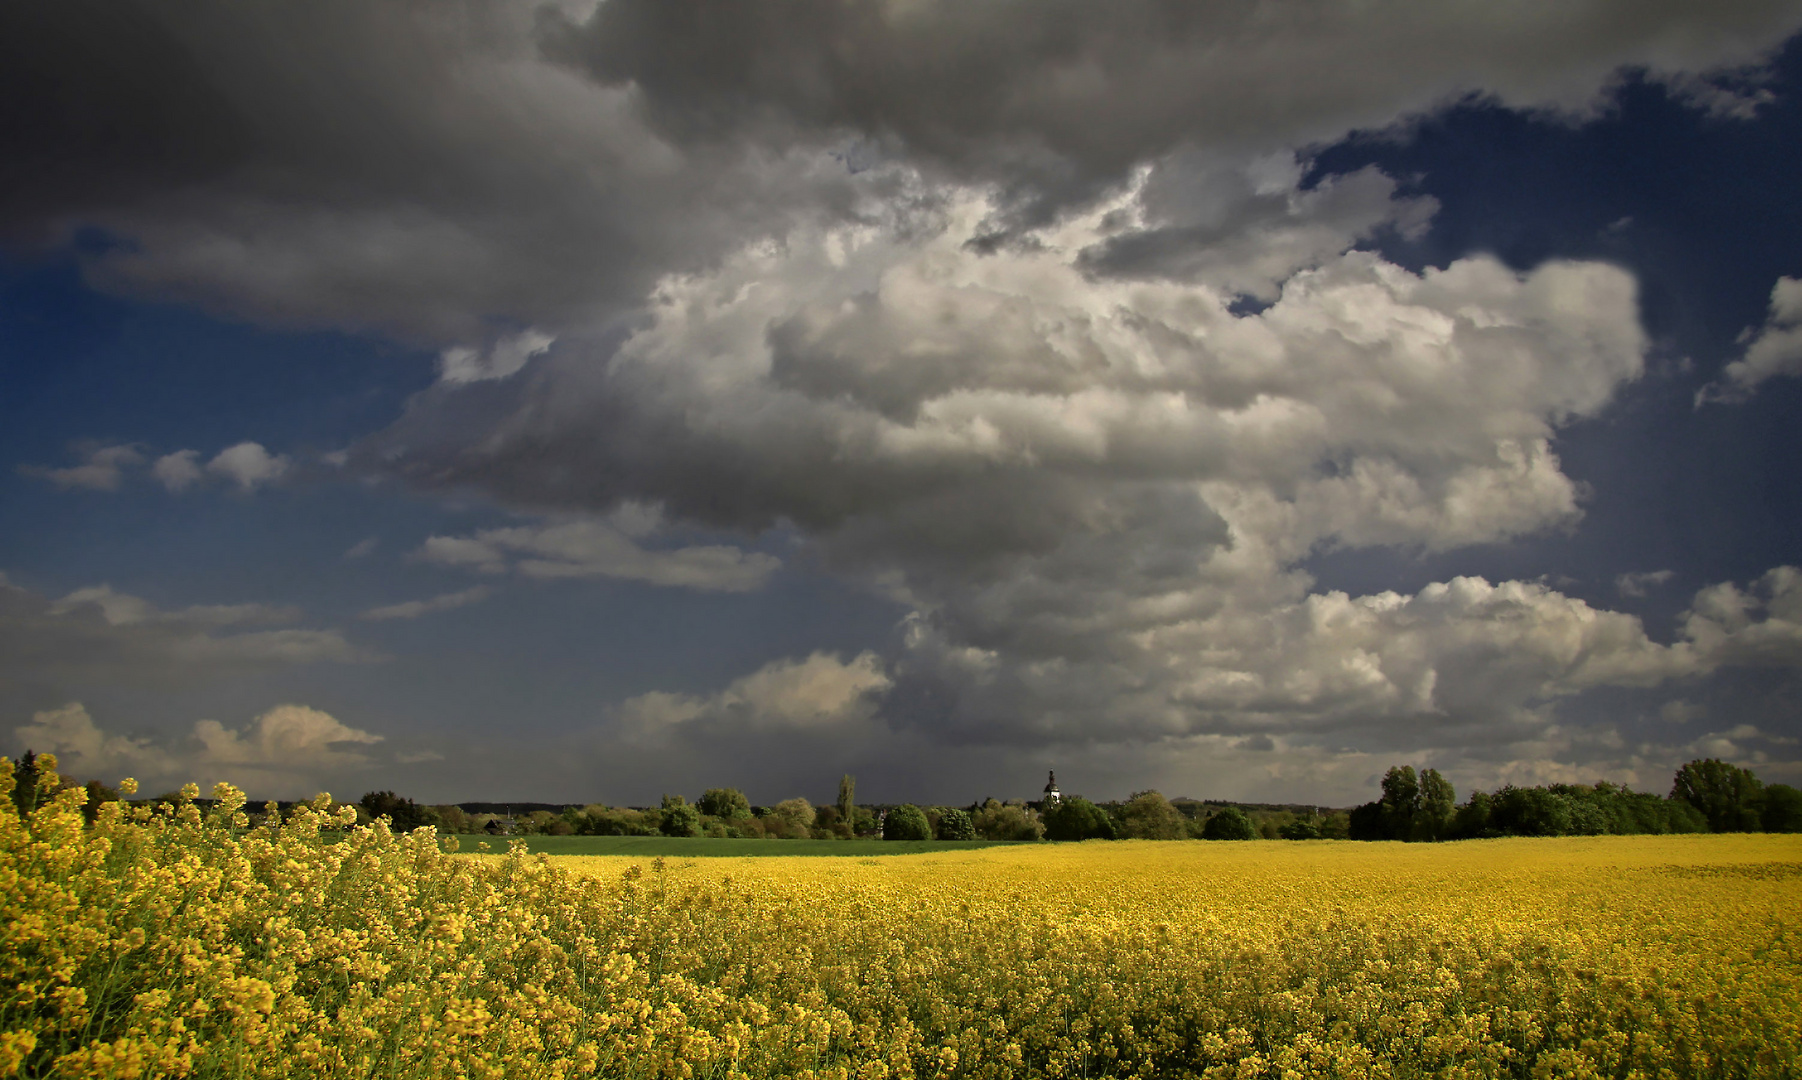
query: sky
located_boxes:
[4,1,1802,808]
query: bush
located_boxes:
[1201,807,1256,840]
[973,799,1044,841]
[883,804,931,841]
[1764,784,1802,833]
[1117,791,1187,840]
[660,795,700,837]
[935,808,976,840]
[698,787,752,820]
[1278,816,1321,840]
[1042,797,1117,842]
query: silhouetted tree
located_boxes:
[360,790,431,831]
[1761,783,1802,833]
[11,750,40,817]
[1671,759,1764,832]
[1415,769,1456,841]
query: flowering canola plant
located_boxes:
[3,756,1799,1079]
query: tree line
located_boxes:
[14,752,1799,843]
[1345,759,1802,841]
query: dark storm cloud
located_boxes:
[545,0,1802,227]
[0,0,249,239]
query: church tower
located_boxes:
[1042,770,1061,804]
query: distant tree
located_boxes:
[1762,784,1802,833]
[1415,769,1456,841]
[1117,790,1186,840]
[1043,796,1117,841]
[884,804,931,841]
[360,790,431,831]
[1201,806,1256,841]
[935,807,976,840]
[1346,800,1386,841]
[659,794,701,837]
[770,798,816,835]
[1671,759,1764,832]
[1278,815,1321,840]
[11,750,40,817]
[698,787,752,820]
[430,805,469,834]
[82,779,118,825]
[1380,766,1420,839]
[1451,790,1493,838]
[837,774,855,826]
[972,799,1043,841]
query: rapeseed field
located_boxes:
[4,755,1799,1079]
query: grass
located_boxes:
[446,833,1024,856]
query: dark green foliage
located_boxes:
[1278,816,1321,840]
[1201,806,1256,840]
[660,794,701,837]
[1380,766,1420,838]
[971,799,1043,841]
[12,750,39,817]
[1117,790,1186,839]
[698,787,752,820]
[82,779,118,825]
[836,774,856,826]
[360,790,431,831]
[1672,758,1765,832]
[1452,780,1711,839]
[1763,784,1802,833]
[1346,800,1385,840]
[883,804,931,841]
[1042,796,1117,841]
[1416,769,1456,841]
[934,807,976,840]
[1348,766,1455,840]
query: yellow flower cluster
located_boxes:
[3,754,1798,1079]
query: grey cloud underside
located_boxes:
[9,1,1801,341]
[547,0,1802,229]
[0,578,370,718]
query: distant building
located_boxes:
[1043,771,1061,804]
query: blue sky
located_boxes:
[4,1,1801,806]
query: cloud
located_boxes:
[545,0,1802,231]
[20,443,144,491]
[9,1,1794,343]
[0,577,371,715]
[439,329,555,383]
[192,704,382,773]
[616,651,891,740]
[343,537,379,560]
[49,584,302,628]
[14,702,170,778]
[13,701,386,796]
[360,585,493,621]
[1698,276,1802,403]
[418,518,779,592]
[358,172,1721,771]
[151,449,204,491]
[206,442,289,490]
[1616,569,1675,597]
